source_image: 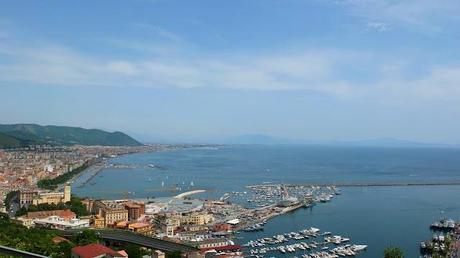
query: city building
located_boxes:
[71,243,128,258]
[196,239,233,250]
[124,202,145,221]
[22,209,76,220]
[151,250,165,258]
[34,216,90,230]
[213,223,233,232]
[14,217,35,228]
[155,214,181,237]
[94,201,129,227]
[32,184,71,205]
[19,185,71,206]
[180,212,214,225]
[182,224,208,232]
[19,190,39,206]
[128,222,153,234]
[91,215,105,229]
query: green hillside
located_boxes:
[0,132,23,148]
[0,124,142,147]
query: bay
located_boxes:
[72,145,460,257]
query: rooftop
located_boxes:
[71,243,127,258]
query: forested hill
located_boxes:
[0,124,142,148]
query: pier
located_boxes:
[174,189,206,199]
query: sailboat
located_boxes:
[161,181,165,187]
[190,181,194,187]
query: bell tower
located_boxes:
[64,184,71,203]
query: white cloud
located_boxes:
[132,22,183,42]
[378,66,460,100]
[107,61,139,76]
[0,40,352,94]
[366,22,389,32]
[1,39,460,101]
[335,0,460,32]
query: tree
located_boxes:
[74,230,100,246]
[57,241,76,257]
[0,213,72,257]
[15,206,28,217]
[14,195,89,217]
[37,164,88,190]
[167,251,182,258]
[122,243,147,258]
[4,190,19,209]
[384,247,404,258]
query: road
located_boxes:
[0,245,48,258]
[63,229,198,253]
[8,194,19,218]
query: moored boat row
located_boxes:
[243,226,367,257]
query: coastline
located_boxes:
[65,144,217,194]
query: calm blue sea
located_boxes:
[73,145,460,258]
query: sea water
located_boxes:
[73,145,460,257]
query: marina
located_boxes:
[243,226,367,258]
[420,219,460,257]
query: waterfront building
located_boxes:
[212,223,233,232]
[195,238,234,250]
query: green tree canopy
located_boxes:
[384,246,404,258]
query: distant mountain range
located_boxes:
[0,124,142,148]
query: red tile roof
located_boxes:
[200,244,242,252]
[71,243,124,258]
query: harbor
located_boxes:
[72,145,460,258]
[420,219,460,257]
[243,226,367,258]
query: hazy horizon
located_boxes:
[1,1,460,144]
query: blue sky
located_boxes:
[1,0,460,143]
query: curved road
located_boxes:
[64,229,198,253]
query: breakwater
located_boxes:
[247,181,460,188]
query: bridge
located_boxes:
[63,229,198,253]
[0,245,49,258]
